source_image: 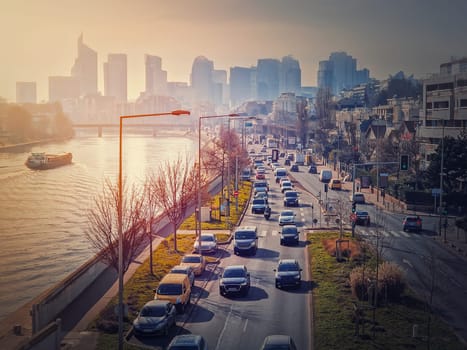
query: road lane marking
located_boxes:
[243,318,248,332]
[402,258,413,268]
[216,304,233,350]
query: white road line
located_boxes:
[402,258,413,268]
[391,231,400,237]
[259,230,268,237]
[399,231,410,238]
[216,304,233,350]
[271,230,278,236]
[243,318,249,332]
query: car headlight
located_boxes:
[240,280,248,286]
[294,274,300,279]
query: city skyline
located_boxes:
[1,0,467,102]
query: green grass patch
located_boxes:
[179,181,251,230]
[309,230,465,350]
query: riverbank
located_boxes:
[0,137,72,152]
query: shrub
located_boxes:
[378,261,405,301]
[349,265,375,301]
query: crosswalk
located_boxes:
[356,228,423,239]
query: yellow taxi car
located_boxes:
[329,178,342,190]
[180,254,206,276]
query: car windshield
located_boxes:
[223,268,245,278]
[282,181,292,186]
[170,268,187,274]
[281,211,294,216]
[285,192,298,198]
[282,226,298,234]
[253,199,265,205]
[235,231,256,239]
[254,182,267,188]
[140,305,166,317]
[157,284,182,295]
[356,211,368,216]
[168,346,199,350]
[406,217,421,222]
[182,256,201,263]
[200,235,214,242]
[278,263,299,272]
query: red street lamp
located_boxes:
[117,109,190,350]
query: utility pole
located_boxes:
[439,123,445,240]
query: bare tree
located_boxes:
[143,175,163,275]
[85,179,147,273]
[150,156,197,251]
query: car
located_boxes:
[279,152,286,158]
[193,233,218,254]
[284,159,291,166]
[180,254,206,276]
[132,300,177,336]
[166,334,208,350]
[252,198,268,214]
[259,335,298,350]
[403,215,422,232]
[274,167,288,183]
[329,178,342,190]
[280,224,300,245]
[169,265,195,286]
[255,172,266,180]
[319,169,332,183]
[279,210,296,226]
[261,146,267,153]
[274,259,302,289]
[233,226,258,255]
[290,164,299,172]
[253,180,269,194]
[283,190,299,207]
[271,162,281,170]
[280,180,293,193]
[355,211,370,226]
[351,192,366,204]
[254,191,269,204]
[308,165,317,174]
[154,273,191,313]
[219,265,251,296]
[279,177,290,186]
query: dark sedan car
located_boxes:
[274,259,302,289]
[280,224,300,245]
[133,300,177,336]
[260,335,298,350]
[283,190,299,207]
[219,265,251,297]
[403,215,422,232]
[290,164,299,172]
[355,211,370,226]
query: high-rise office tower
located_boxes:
[256,59,280,100]
[16,82,37,103]
[48,76,80,102]
[317,60,333,91]
[71,34,98,96]
[104,54,127,102]
[145,55,168,95]
[230,66,254,107]
[191,56,214,103]
[280,55,301,94]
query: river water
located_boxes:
[0,128,195,321]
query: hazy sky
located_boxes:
[1,0,467,102]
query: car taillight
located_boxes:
[417,220,421,226]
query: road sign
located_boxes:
[350,213,357,222]
[233,190,238,197]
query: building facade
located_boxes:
[70,34,98,97]
[16,82,37,104]
[104,53,127,102]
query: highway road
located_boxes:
[128,158,314,350]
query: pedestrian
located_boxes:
[356,183,360,192]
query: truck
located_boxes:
[295,151,305,165]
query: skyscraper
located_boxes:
[256,59,281,101]
[71,34,98,96]
[48,76,80,102]
[280,55,301,94]
[145,55,168,95]
[230,66,254,107]
[104,53,127,102]
[16,82,37,103]
[191,56,214,103]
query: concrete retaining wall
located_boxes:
[18,319,62,350]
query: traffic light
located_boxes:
[324,183,328,193]
[352,202,356,213]
[400,154,409,171]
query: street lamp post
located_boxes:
[118,109,190,350]
[197,113,241,239]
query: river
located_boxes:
[0,128,195,321]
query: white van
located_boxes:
[319,169,332,183]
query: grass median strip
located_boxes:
[308,230,464,350]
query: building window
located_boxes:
[460,99,467,108]
[426,84,438,92]
[433,101,449,109]
[425,102,432,110]
[457,79,467,87]
[438,82,454,90]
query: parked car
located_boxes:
[355,211,370,226]
[180,254,206,276]
[280,224,300,245]
[252,198,268,214]
[169,265,195,286]
[166,334,208,350]
[133,300,177,336]
[153,274,191,313]
[290,164,299,172]
[193,233,218,254]
[351,192,366,204]
[329,178,342,190]
[403,215,422,232]
[274,259,302,289]
[279,210,296,226]
[283,190,299,207]
[219,265,251,296]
